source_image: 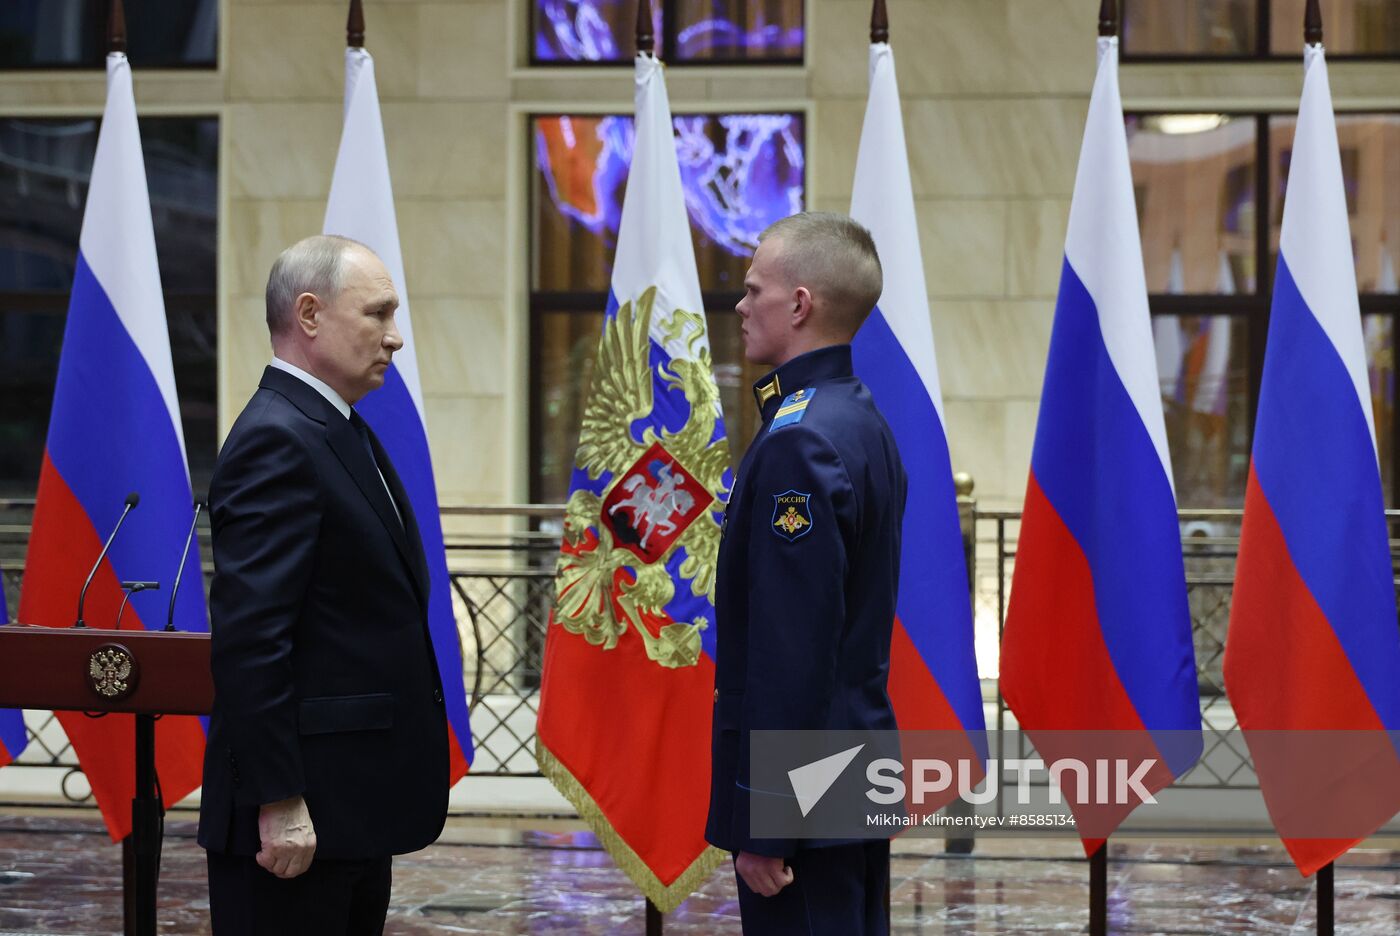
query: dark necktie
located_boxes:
[349,410,379,469]
[350,410,404,529]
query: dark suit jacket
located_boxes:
[198,366,449,860]
[705,345,907,857]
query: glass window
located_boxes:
[1152,315,1252,507]
[1270,114,1400,290]
[1132,111,1400,507]
[532,112,805,292]
[532,0,803,64]
[1122,0,1259,57]
[0,0,217,69]
[671,0,804,62]
[1365,314,1396,499]
[0,117,218,498]
[1128,114,1258,294]
[530,111,806,502]
[1123,0,1400,58]
[1270,0,1400,55]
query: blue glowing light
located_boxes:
[534,113,805,260]
[534,0,803,62]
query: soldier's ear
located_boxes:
[791,286,814,328]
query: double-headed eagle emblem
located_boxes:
[554,287,729,669]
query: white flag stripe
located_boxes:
[324,48,427,423]
[612,55,708,364]
[1277,45,1375,458]
[849,43,945,422]
[1063,37,1174,490]
[79,53,186,465]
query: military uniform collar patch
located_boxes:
[753,374,782,413]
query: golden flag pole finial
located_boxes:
[871,0,889,44]
[108,0,127,54]
[348,0,366,49]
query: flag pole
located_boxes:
[347,0,365,48]
[1317,862,1334,936]
[1090,846,1108,936]
[109,0,126,53]
[1088,11,1117,936]
[635,2,660,926]
[1305,8,1334,933]
[636,0,654,57]
[1305,0,1323,45]
[106,5,163,934]
[871,0,888,44]
[870,3,897,929]
[870,10,894,929]
[1098,0,1117,37]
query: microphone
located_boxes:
[166,502,203,632]
[74,492,139,628]
[115,581,160,631]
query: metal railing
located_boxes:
[2,497,1395,806]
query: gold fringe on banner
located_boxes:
[536,741,728,914]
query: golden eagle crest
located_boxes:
[553,287,730,669]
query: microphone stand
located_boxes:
[165,503,201,632]
[76,492,140,628]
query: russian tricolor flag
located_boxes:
[1000,35,1201,848]
[0,586,25,768]
[1224,43,1400,877]
[18,52,207,840]
[324,45,473,780]
[849,39,986,776]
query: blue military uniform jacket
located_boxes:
[705,344,907,857]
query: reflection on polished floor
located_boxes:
[4,812,1400,934]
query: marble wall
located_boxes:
[6,0,1400,513]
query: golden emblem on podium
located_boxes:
[88,643,139,701]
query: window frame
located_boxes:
[1120,0,1400,63]
[1130,108,1400,507]
[526,107,807,504]
[0,113,220,499]
[0,1,218,72]
[528,0,805,68]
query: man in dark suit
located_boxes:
[706,213,906,935]
[199,235,449,935]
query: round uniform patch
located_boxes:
[771,490,814,542]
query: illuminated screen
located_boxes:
[532,112,805,292]
[534,0,804,63]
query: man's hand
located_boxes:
[256,795,316,879]
[736,851,794,897]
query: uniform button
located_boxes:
[433,688,444,704]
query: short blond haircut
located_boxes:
[759,212,884,338]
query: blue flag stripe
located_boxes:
[1251,257,1400,729]
[1032,259,1202,752]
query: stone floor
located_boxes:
[4,811,1400,934]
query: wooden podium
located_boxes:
[0,623,212,936]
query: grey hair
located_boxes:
[758,212,884,336]
[264,234,373,336]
